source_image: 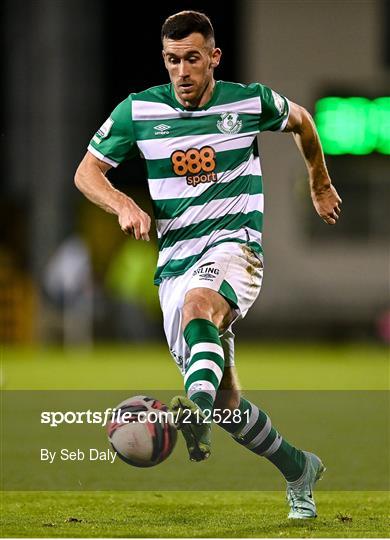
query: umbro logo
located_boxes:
[154,123,170,135]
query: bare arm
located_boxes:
[284,102,342,225]
[74,151,151,240]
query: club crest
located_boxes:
[217,112,242,134]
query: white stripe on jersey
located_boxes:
[87,144,119,168]
[132,97,262,121]
[148,156,262,201]
[156,193,264,237]
[157,228,262,268]
[137,132,258,160]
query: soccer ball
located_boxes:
[107,395,177,467]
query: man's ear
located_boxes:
[162,50,169,68]
[210,47,222,69]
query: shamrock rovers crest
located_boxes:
[217,112,242,134]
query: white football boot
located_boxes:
[286,451,326,519]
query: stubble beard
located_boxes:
[177,75,213,109]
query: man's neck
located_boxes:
[176,78,216,109]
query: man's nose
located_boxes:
[178,60,189,78]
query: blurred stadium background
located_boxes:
[1,0,389,347]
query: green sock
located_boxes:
[183,318,225,414]
[220,397,306,482]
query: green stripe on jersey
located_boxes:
[158,210,263,249]
[153,174,262,219]
[131,84,173,104]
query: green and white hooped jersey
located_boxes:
[88,81,290,285]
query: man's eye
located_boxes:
[169,58,179,64]
[189,57,198,63]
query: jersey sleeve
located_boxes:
[257,84,290,132]
[88,96,138,167]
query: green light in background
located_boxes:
[374,97,390,154]
[314,96,390,155]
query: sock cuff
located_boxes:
[184,318,220,347]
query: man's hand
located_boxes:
[285,102,342,226]
[311,181,342,225]
[75,152,152,241]
[118,202,151,241]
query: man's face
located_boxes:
[162,32,221,107]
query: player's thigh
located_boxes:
[186,242,263,325]
[182,287,234,331]
[158,274,188,374]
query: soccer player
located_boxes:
[75,11,342,519]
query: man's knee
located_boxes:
[182,288,232,331]
[182,291,214,322]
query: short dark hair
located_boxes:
[161,11,215,44]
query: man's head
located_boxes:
[161,11,221,108]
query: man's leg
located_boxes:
[215,367,306,480]
[181,287,233,411]
[170,287,233,461]
[215,366,325,519]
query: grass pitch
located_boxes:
[1,342,387,390]
[1,491,389,538]
[1,342,389,538]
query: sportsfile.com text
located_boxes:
[40,408,250,427]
